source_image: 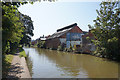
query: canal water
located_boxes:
[24,47,118,78]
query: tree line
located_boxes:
[89,1,120,61]
[2,1,34,77]
[2,0,56,78]
[2,2,34,54]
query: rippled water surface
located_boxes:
[24,47,118,78]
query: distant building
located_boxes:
[40,38,46,41]
[39,35,46,41]
[45,23,84,50]
[31,40,37,45]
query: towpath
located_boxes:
[7,53,31,78]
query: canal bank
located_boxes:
[7,52,31,78]
[37,43,120,62]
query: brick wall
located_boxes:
[45,38,60,50]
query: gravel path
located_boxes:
[7,53,31,78]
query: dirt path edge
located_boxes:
[20,57,31,78]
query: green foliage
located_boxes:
[2,2,28,8]
[86,36,90,40]
[20,14,34,46]
[5,54,13,66]
[89,1,120,60]
[2,0,57,54]
[70,45,72,50]
[57,43,66,51]
[19,50,27,58]
[2,2,25,54]
[37,41,46,48]
[2,54,13,78]
[2,1,56,78]
[2,2,34,54]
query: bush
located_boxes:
[57,43,66,51]
[19,51,27,58]
[37,41,46,48]
[63,48,67,52]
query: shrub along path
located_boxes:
[7,52,31,78]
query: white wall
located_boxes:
[59,38,66,44]
[66,41,81,48]
[71,41,81,47]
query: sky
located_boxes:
[18,1,101,40]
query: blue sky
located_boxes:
[18,1,101,40]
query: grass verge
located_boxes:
[2,54,13,78]
[19,50,27,58]
[5,54,13,63]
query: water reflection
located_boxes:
[24,47,118,78]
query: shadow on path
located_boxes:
[6,62,24,78]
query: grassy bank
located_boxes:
[2,54,13,78]
[2,47,27,78]
[5,54,13,63]
[19,50,27,58]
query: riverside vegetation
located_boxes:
[2,1,34,78]
[88,2,120,61]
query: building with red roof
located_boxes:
[45,23,84,50]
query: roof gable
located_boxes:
[57,23,77,32]
[47,23,83,39]
[68,26,83,33]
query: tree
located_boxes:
[2,0,57,54]
[89,1,120,60]
[20,14,34,46]
[2,1,34,53]
[2,2,25,54]
[2,1,28,77]
[2,0,56,77]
